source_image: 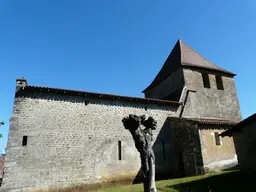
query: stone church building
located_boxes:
[2,40,242,191]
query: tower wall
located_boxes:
[181,68,242,121]
[144,68,185,100]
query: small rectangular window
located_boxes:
[202,73,210,88]
[84,101,88,105]
[215,75,224,90]
[22,136,27,146]
[162,141,166,160]
[118,141,122,160]
[214,132,221,146]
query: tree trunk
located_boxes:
[141,135,157,192]
[122,115,157,192]
[141,152,150,192]
[149,150,157,192]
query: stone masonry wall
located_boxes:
[182,68,242,122]
[198,125,237,172]
[2,91,177,191]
[169,119,237,176]
[169,119,203,177]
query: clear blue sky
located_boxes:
[0,0,255,154]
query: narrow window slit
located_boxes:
[118,141,122,160]
[216,75,224,90]
[22,136,27,146]
[202,73,210,88]
[214,132,221,146]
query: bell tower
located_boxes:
[143,40,242,122]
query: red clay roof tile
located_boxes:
[169,116,237,126]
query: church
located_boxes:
[2,40,242,191]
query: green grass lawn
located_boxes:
[95,170,256,192]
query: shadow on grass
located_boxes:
[167,171,256,192]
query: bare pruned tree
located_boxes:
[122,114,157,192]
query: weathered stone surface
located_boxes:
[2,93,176,191]
[198,125,237,172]
[169,119,202,176]
[144,68,184,100]
[169,118,237,176]
[182,68,242,122]
[144,66,242,122]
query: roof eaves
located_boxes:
[218,114,256,138]
[181,63,236,76]
[198,119,237,126]
[168,116,237,126]
[233,113,256,130]
[219,129,233,137]
[20,85,181,106]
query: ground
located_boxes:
[35,170,256,192]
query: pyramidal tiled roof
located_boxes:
[179,40,235,74]
[143,40,235,92]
